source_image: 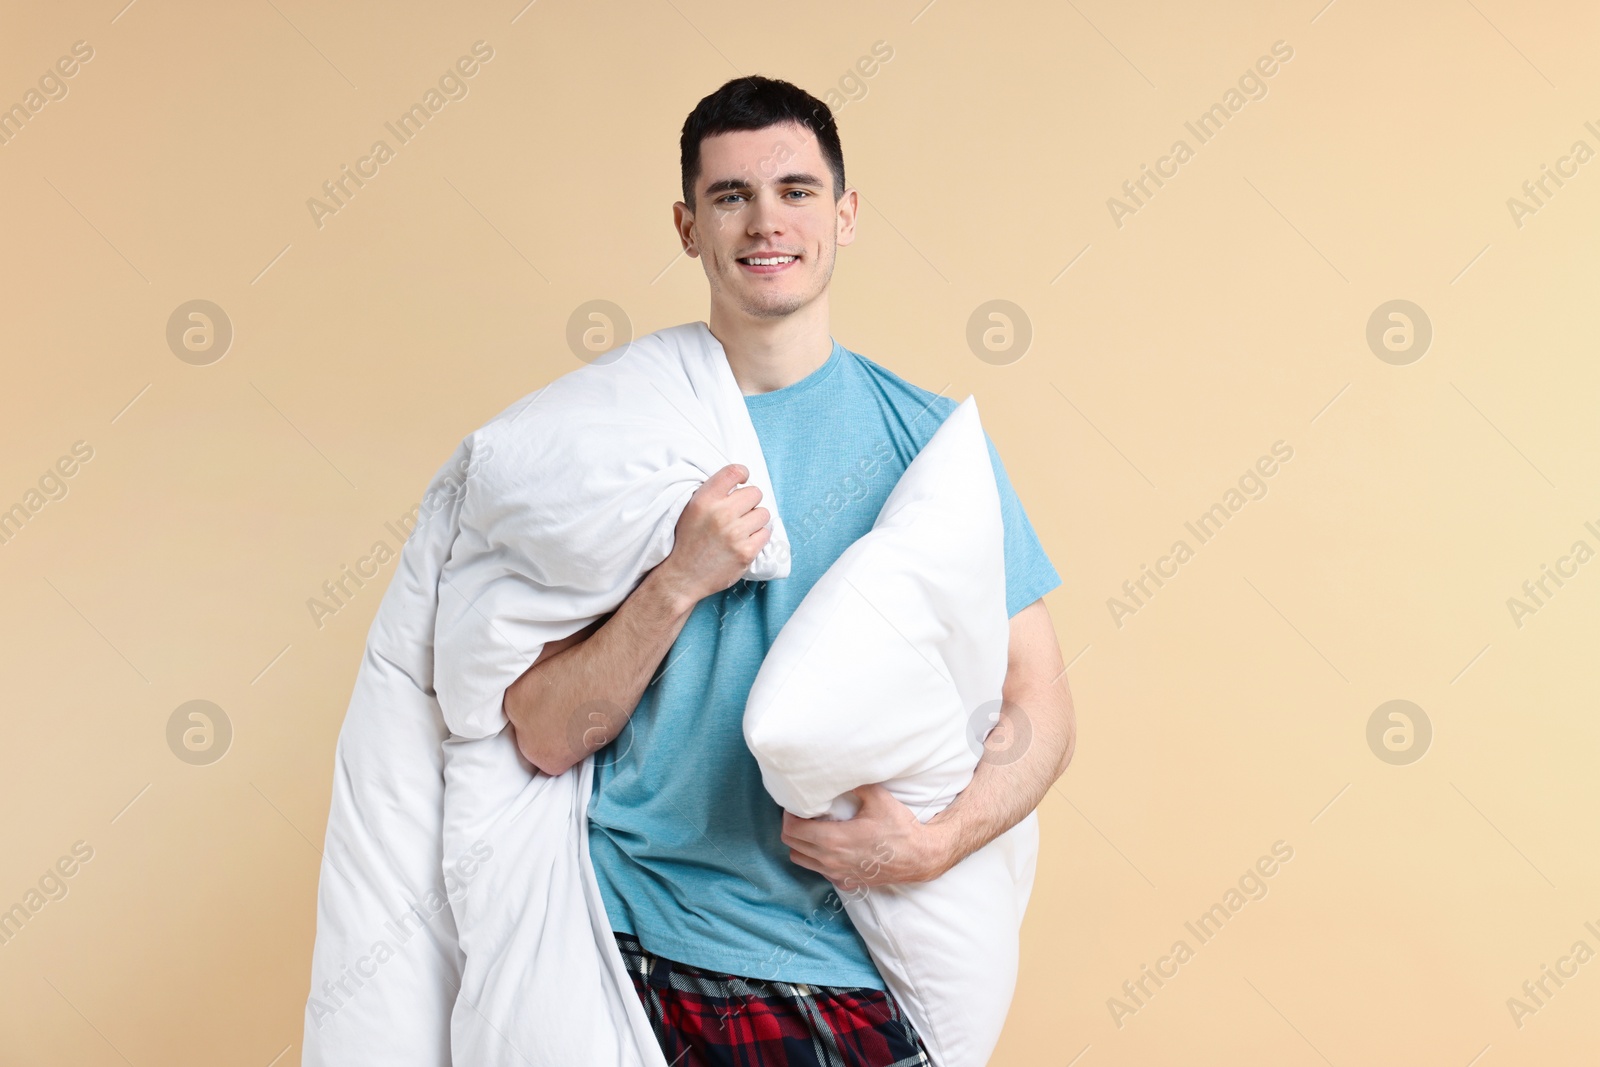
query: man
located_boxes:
[503,75,1076,1067]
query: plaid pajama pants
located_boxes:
[613,931,933,1067]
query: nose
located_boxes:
[746,187,786,239]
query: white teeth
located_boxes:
[743,256,795,265]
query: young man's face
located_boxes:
[675,121,857,321]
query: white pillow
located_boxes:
[744,395,1038,1067]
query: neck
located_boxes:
[708,298,834,395]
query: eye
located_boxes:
[717,193,746,205]
[785,190,812,200]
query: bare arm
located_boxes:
[503,568,692,777]
[504,462,772,777]
[919,597,1075,874]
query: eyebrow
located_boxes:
[703,172,828,197]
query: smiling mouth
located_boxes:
[737,254,800,273]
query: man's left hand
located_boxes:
[780,783,952,891]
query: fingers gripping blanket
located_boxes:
[303,321,1038,1067]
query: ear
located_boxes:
[835,187,859,248]
[673,200,699,257]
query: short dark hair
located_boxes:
[679,75,845,210]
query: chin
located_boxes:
[742,295,811,319]
[736,279,823,318]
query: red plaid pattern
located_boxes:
[613,931,933,1066]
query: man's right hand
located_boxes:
[505,462,771,776]
[655,463,772,607]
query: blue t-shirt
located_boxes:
[586,337,1062,989]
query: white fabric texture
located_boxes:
[302,439,474,1067]
[305,321,785,1067]
[304,321,1037,1067]
[744,396,1039,1067]
[431,322,792,1065]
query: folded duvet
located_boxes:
[304,320,1038,1067]
[305,321,786,1066]
[431,322,792,1065]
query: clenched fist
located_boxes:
[655,463,772,606]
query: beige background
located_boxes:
[2,0,1597,1064]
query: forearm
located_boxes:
[925,679,1076,875]
[504,565,698,776]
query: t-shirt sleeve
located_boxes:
[984,431,1063,617]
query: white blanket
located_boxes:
[305,321,784,1066]
[304,321,1035,1067]
[432,322,791,1065]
